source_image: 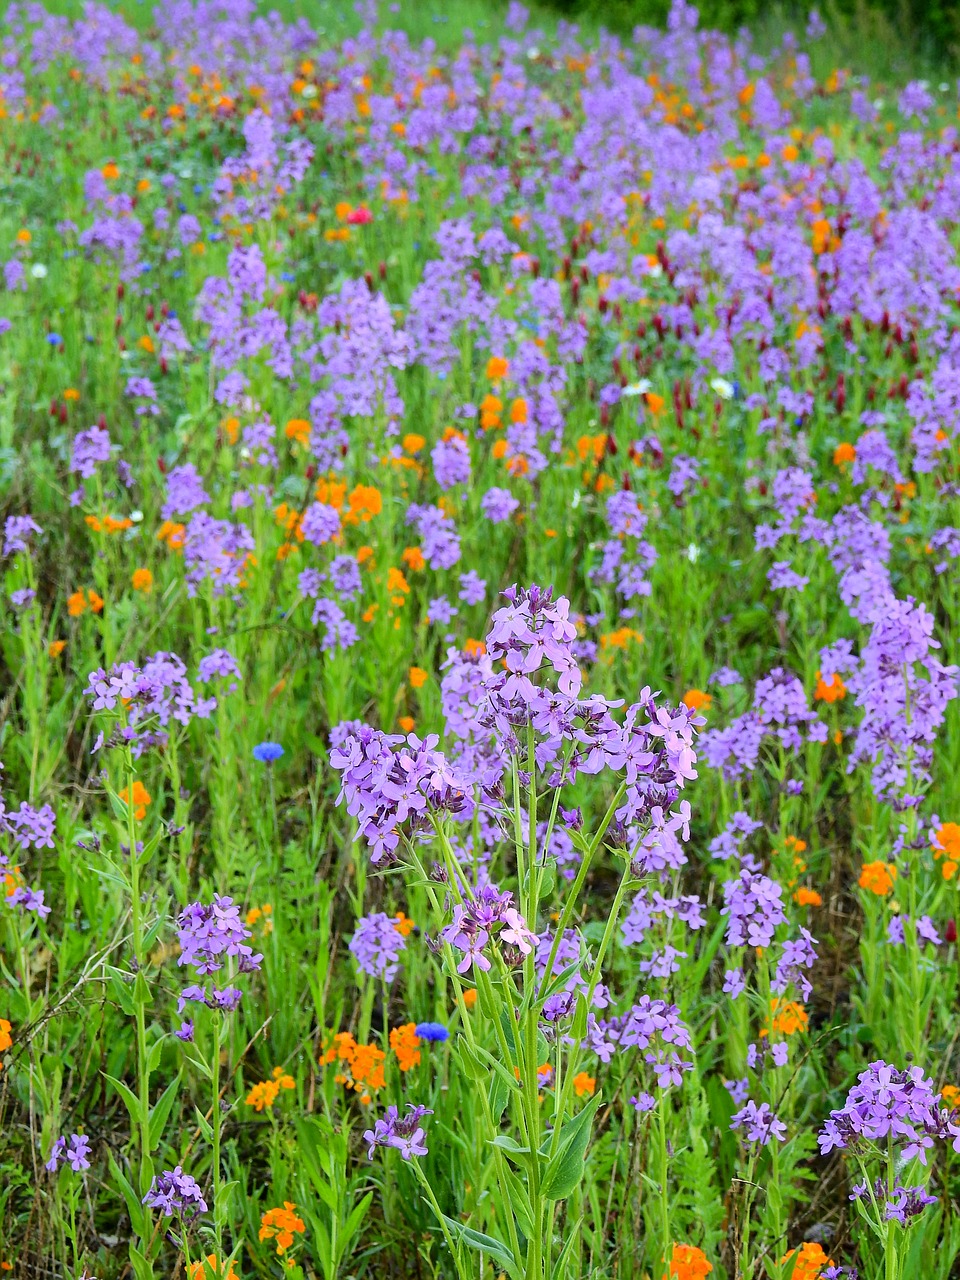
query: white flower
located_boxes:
[710,376,734,400]
[645,262,663,279]
[686,543,700,564]
[622,379,652,397]
[30,263,47,279]
[301,84,317,99]
[130,510,144,524]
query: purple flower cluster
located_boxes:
[142,1166,207,1219]
[350,911,407,981]
[818,1061,958,1163]
[363,1104,432,1161]
[45,1133,91,1173]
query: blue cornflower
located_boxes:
[252,742,284,763]
[47,333,63,345]
[414,1022,449,1043]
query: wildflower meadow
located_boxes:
[4,0,960,1277]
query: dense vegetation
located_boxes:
[3,2,960,1278]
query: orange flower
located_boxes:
[462,988,478,1009]
[101,162,120,179]
[246,1079,280,1111]
[398,715,415,732]
[0,1017,11,1056]
[859,860,897,897]
[942,1085,960,1109]
[402,546,425,571]
[322,1033,386,1094]
[833,441,856,466]
[793,887,822,907]
[932,822,960,880]
[259,1202,306,1255]
[63,387,80,401]
[387,567,409,597]
[403,433,426,453]
[645,391,665,416]
[573,1072,595,1097]
[769,999,808,1037]
[67,590,87,617]
[486,356,509,381]
[157,521,186,551]
[285,418,311,446]
[665,1243,713,1279]
[393,912,416,937]
[345,484,382,524]
[682,689,711,712]
[119,780,151,822]
[409,666,428,689]
[88,590,104,613]
[814,670,846,702]
[132,568,153,593]
[390,1023,422,1071]
[811,218,831,254]
[464,639,486,657]
[138,334,155,353]
[510,397,527,424]
[780,1242,834,1280]
[190,1257,238,1280]
[48,640,66,658]
[480,393,503,430]
[16,228,31,244]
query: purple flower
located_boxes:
[818,1061,948,1163]
[459,571,486,605]
[363,1104,432,1161]
[300,501,341,546]
[70,426,112,478]
[46,1133,91,1173]
[3,516,42,557]
[143,1166,207,1219]
[177,896,263,977]
[350,911,407,981]
[730,1100,787,1146]
[481,487,519,524]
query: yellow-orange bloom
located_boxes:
[132,568,153,593]
[793,887,822,907]
[682,689,712,712]
[48,640,66,658]
[190,1256,238,1280]
[486,356,509,380]
[390,1023,421,1072]
[769,999,808,1037]
[859,860,897,896]
[119,781,151,821]
[259,1202,305,1255]
[285,418,311,446]
[573,1072,596,1097]
[833,441,856,465]
[780,1242,834,1280]
[409,666,428,689]
[402,546,425,571]
[814,670,846,702]
[665,1243,713,1279]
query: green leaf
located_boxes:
[108,1151,146,1238]
[105,1072,142,1128]
[540,1092,602,1201]
[148,1074,180,1151]
[193,1105,213,1142]
[489,1134,531,1160]
[128,1243,155,1280]
[500,1163,535,1240]
[440,1214,523,1280]
[553,1215,582,1279]
[342,1190,373,1248]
